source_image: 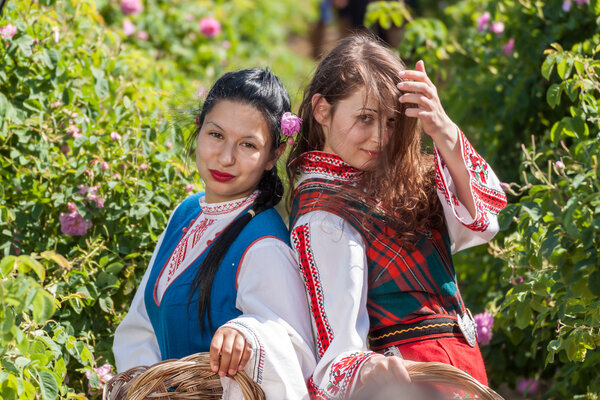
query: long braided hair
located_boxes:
[186,68,288,332]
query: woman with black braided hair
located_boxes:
[113,68,315,399]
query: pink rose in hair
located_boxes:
[281,112,302,137]
[120,0,143,15]
[199,17,221,38]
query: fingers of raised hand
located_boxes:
[396,81,436,99]
[399,93,434,110]
[398,69,433,86]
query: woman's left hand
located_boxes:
[397,60,456,141]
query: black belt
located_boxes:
[368,316,463,351]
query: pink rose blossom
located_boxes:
[555,160,565,172]
[68,202,77,212]
[185,184,194,193]
[140,163,148,171]
[60,143,71,155]
[490,21,505,34]
[281,112,302,138]
[114,173,121,180]
[84,169,93,178]
[473,311,494,346]
[562,0,572,11]
[166,141,173,149]
[136,30,149,41]
[110,131,122,141]
[100,161,109,171]
[88,194,105,208]
[67,121,83,139]
[77,185,89,195]
[120,0,143,15]
[477,12,491,32]
[51,100,63,108]
[199,17,221,38]
[60,206,93,236]
[85,364,114,392]
[516,377,540,395]
[0,24,17,40]
[222,40,231,49]
[503,38,515,56]
[122,19,136,36]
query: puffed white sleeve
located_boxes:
[219,237,316,400]
[289,211,375,399]
[112,231,164,372]
[434,127,508,253]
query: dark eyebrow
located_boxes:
[205,121,225,131]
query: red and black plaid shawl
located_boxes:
[290,178,468,340]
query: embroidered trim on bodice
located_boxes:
[199,190,259,218]
[293,152,364,184]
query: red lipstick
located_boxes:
[209,169,235,182]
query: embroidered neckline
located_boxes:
[293,151,364,183]
[200,191,259,217]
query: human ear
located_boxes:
[265,142,286,171]
[311,93,332,127]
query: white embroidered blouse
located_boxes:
[289,129,507,398]
[113,192,316,399]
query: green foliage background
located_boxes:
[2,0,599,399]
[367,0,600,398]
[0,0,315,398]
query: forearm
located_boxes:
[431,125,476,218]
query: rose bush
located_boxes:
[0,0,315,398]
[368,1,599,397]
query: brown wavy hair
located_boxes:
[287,34,444,244]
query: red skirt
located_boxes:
[369,315,488,386]
[392,336,488,386]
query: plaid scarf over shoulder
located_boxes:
[289,152,468,336]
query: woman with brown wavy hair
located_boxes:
[286,34,507,398]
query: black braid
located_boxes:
[185,68,290,333]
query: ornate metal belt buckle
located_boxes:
[457,308,477,347]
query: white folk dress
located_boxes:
[113,191,316,399]
[289,129,507,399]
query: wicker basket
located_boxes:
[103,353,264,400]
[103,353,504,400]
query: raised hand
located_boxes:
[209,326,252,377]
[397,60,457,142]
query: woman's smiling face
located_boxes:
[195,100,277,203]
[317,87,395,171]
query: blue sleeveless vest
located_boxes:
[144,193,290,360]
